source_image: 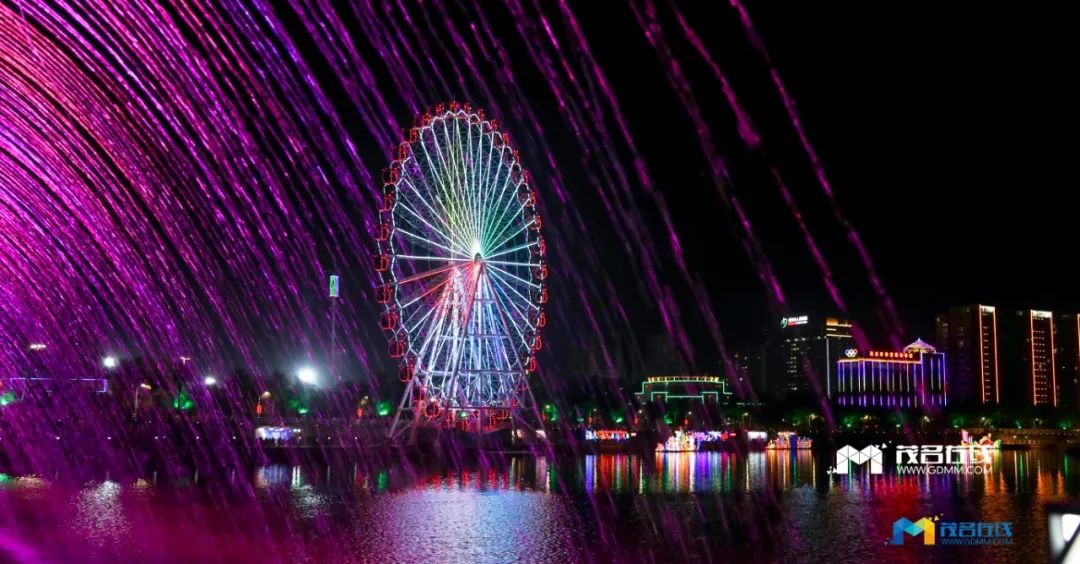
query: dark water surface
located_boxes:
[0,450,1076,562]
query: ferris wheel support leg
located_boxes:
[407,407,423,446]
[388,379,415,440]
[525,382,548,439]
[511,379,550,454]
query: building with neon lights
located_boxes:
[767,315,854,399]
[636,375,732,404]
[1056,313,1080,410]
[834,339,947,408]
[934,305,1000,404]
[1002,310,1058,407]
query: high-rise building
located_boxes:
[999,309,1059,408]
[767,315,854,399]
[1056,313,1080,410]
[934,305,999,405]
[1018,310,1057,407]
[834,339,947,408]
[823,317,855,397]
[731,346,767,399]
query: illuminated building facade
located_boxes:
[1021,310,1057,407]
[635,375,732,404]
[998,309,1059,407]
[767,315,854,399]
[934,305,1000,404]
[834,339,947,408]
[941,305,1075,408]
[1056,313,1080,410]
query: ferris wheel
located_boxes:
[375,102,547,436]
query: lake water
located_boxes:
[0,450,1075,562]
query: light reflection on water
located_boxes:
[0,451,1075,562]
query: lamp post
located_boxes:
[133,383,151,418]
[256,390,271,417]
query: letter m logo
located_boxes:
[891,517,935,545]
[834,445,883,474]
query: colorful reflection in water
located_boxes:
[0,451,1077,562]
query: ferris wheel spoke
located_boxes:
[403,293,443,338]
[484,202,529,253]
[488,274,531,322]
[485,273,530,341]
[476,131,503,250]
[395,200,473,256]
[414,283,458,369]
[414,317,451,381]
[482,181,524,243]
[433,121,474,245]
[486,267,540,310]
[444,119,468,243]
[394,226,471,260]
[398,175,469,252]
[401,284,452,332]
[459,118,481,247]
[395,254,475,263]
[472,123,487,241]
[480,168,514,249]
[390,194,470,253]
[476,138,496,242]
[485,259,542,269]
[487,277,532,354]
[483,240,537,261]
[419,132,467,246]
[410,301,454,355]
[394,263,459,287]
[487,264,540,295]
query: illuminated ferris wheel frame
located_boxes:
[375,102,548,438]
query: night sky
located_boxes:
[548,2,1080,347]
[3,1,1078,384]
[750,4,1080,336]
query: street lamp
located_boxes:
[204,376,217,386]
[297,366,318,385]
[256,391,271,417]
[133,383,152,417]
[103,356,119,369]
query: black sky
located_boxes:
[564,2,1080,348]
[735,4,1080,337]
